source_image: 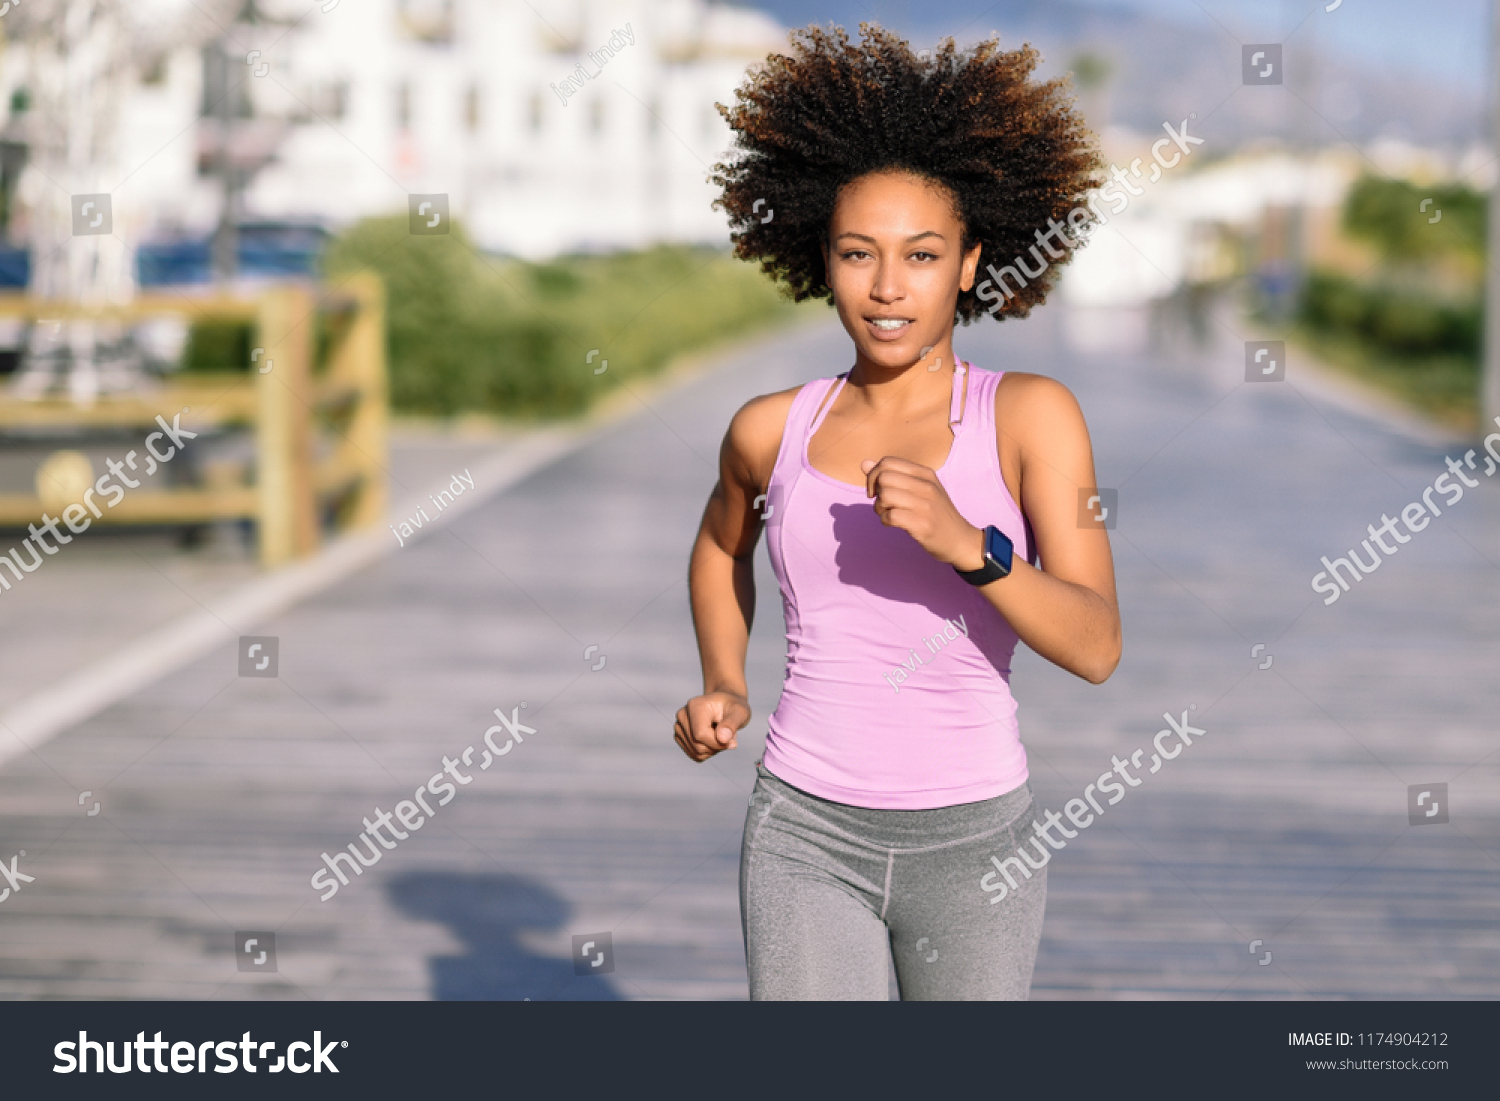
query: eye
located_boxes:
[911,250,938,262]
[839,249,871,261]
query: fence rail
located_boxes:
[0,272,387,567]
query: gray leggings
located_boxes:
[740,763,1047,1000]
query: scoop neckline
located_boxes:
[801,367,970,492]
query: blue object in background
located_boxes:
[136,240,214,287]
[0,223,329,290]
[137,221,330,286]
[0,244,28,288]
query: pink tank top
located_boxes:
[760,363,1032,810]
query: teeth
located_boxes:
[872,319,909,330]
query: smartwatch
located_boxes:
[953,524,1014,586]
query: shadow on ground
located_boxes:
[388,871,623,1001]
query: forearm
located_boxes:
[976,557,1120,684]
[688,529,756,696]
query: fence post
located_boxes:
[336,271,388,529]
[255,284,318,567]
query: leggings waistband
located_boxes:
[754,763,1034,852]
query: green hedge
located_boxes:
[1288,172,1485,426]
[319,216,805,418]
[1341,174,1484,266]
[1296,268,1479,359]
[1292,268,1479,423]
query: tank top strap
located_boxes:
[948,361,968,428]
[975,364,1000,433]
[944,363,999,471]
[804,371,849,441]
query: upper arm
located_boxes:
[701,386,800,559]
[996,372,1117,605]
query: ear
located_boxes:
[959,241,983,293]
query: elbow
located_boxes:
[1081,657,1118,685]
[1079,632,1122,685]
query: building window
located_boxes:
[396,0,453,44]
[307,81,348,121]
[199,45,253,119]
[396,82,412,130]
[464,84,480,132]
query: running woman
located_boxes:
[674,24,1120,1000]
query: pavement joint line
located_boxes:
[0,319,813,769]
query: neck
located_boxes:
[846,345,964,417]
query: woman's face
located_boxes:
[822,169,982,371]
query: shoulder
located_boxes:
[993,370,1082,414]
[729,382,803,438]
[993,370,1088,440]
[722,382,808,487]
[991,371,1096,488]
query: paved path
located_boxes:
[0,305,1495,1000]
[0,426,530,713]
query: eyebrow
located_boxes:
[833,231,946,244]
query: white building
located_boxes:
[2,0,789,265]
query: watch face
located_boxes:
[984,525,1014,574]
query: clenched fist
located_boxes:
[674,690,751,763]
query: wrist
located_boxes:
[704,680,748,699]
[950,524,985,571]
[952,523,1015,586]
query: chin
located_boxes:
[874,344,925,368]
[849,332,916,360]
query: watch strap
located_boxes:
[953,525,1013,585]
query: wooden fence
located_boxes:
[0,272,387,567]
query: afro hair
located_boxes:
[710,23,1108,325]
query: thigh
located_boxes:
[886,792,1049,1001]
[740,774,891,1001]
